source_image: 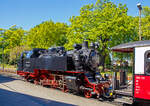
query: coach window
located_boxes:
[145,50,150,75]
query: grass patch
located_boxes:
[0,64,16,70]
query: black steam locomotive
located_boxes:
[17,41,112,99]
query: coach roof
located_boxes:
[111,40,150,53]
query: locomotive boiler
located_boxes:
[17,41,112,99]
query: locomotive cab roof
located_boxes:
[111,40,150,53]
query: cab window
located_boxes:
[145,50,150,75]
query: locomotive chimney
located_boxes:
[82,41,88,49]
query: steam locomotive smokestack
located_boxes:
[82,41,88,49]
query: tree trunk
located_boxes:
[99,53,106,72]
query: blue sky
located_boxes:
[0,0,149,30]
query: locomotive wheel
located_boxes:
[24,76,29,82]
[84,90,92,98]
[102,87,113,99]
[61,85,68,93]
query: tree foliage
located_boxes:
[0,25,27,64]
[26,20,68,49]
[0,25,26,53]
[65,0,138,70]
[142,6,150,39]
[142,6,150,17]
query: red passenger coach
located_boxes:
[134,46,150,101]
[111,40,150,105]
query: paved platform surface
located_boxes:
[0,73,115,106]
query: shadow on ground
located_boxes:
[0,88,76,106]
[0,74,16,83]
[123,103,133,106]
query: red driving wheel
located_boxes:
[84,90,92,98]
[62,86,68,93]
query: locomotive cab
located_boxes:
[18,48,46,73]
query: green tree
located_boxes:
[65,0,137,70]
[1,25,26,53]
[0,25,26,64]
[142,6,150,17]
[141,16,150,39]
[142,6,150,39]
[26,20,68,49]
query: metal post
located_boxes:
[137,3,142,41]
[112,71,117,90]
[2,46,4,71]
[139,9,142,41]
